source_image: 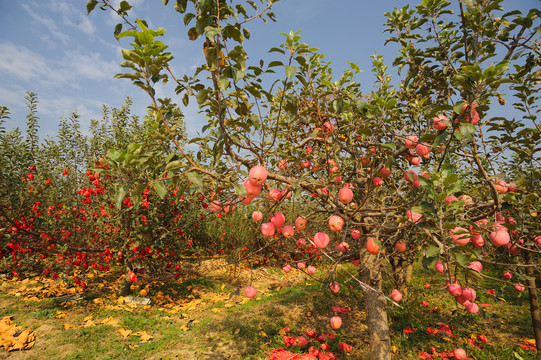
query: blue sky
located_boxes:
[0,0,538,140]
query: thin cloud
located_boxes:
[21,3,70,45]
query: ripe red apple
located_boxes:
[494,180,508,194]
[373,177,383,187]
[128,270,137,282]
[297,262,306,269]
[406,210,422,223]
[336,242,350,253]
[466,302,479,314]
[471,234,485,247]
[468,261,482,273]
[271,212,286,228]
[244,286,257,298]
[502,270,513,279]
[351,229,361,240]
[459,194,473,204]
[366,237,379,255]
[278,159,288,170]
[252,211,263,222]
[282,225,295,238]
[454,348,467,359]
[329,215,344,231]
[450,227,470,246]
[261,222,276,237]
[314,232,330,249]
[395,241,406,253]
[295,216,307,231]
[433,114,448,130]
[445,195,458,204]
[329,282,340,293]
[391,289,403,302]
[379,167,392,177]
[268,189,282,203]
[403,170,417,183]
[282,264,292,273]
[296,238,306,247]
[514,284,525,292]
[415,143,431,157]
[243,178,261,197]
[448,283,462,297]
[462,288,476,301]
[249,165,267,185]
[410,157,421,165]
[330,316,342,329]
[307,266,316,275]
[301,160,311,169]
[209,200,222,212]
[405,135,418,149]
[338,188,354,204]
[490,229,510,247]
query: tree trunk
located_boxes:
[359,251,391,360]
[389,253,414,298]
[524,251,541,354]
[118,260,133,296]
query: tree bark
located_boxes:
[524,251,541,354]
[359,250,391,360]
[389,253,414,298]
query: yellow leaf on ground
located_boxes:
[220,284,226,291]
[233,328,240,335]
[211,308,222,313]
[55,312,67,319]
[391,345,398,354]
[93,298,104,304]
[118,328,132,338]
[100,317,119,326]
[259,331,268,337]
[63,324,77,329]
[83,316,93,322]
[224,303,235,308]
[134,331,153,342]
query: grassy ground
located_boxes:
[0,258,538,359]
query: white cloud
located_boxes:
[21,3,70,45]
[0,42,120,88]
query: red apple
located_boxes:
[433,114,448,130]
[295,216,307,230]
[244,286,257,298]
[395,241,406,252]
[249,165,267,185]
[366,237,379,255]
[391,289,403,302]
[282,225,295,238]
[252,211,263,222]
[271,212,286,228]
[328,215,344,231]
[405,135,418,149]
[338,188,354,204]
[330,316,342,329]
[261,222,276,237]
[490,229,510,247]
[351,229,361,240]
[314,232,330,249]
[373,177,384,187]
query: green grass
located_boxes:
[0,261,538,360]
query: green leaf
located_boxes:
[458,122,476,139]
[186,171,203,187]
[453,101,466,114]
[425,245,440,258]
[285,65,297,80]
[115,186,129,210]
[163,0,169,5]
[119,1,133,11]
[165,160,182,171]
[184,13,195,26]
[86,0,98,14]
[152,181,167,198]
[175,0,188,13]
